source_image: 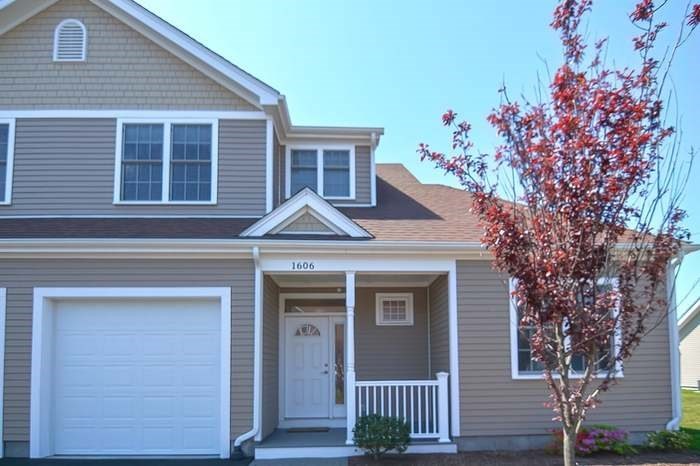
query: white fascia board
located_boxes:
[0,239,487,259]
[240,188,372,238]
[679,299,700,331]
[92,0,279,107]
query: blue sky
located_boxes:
[136,0,700,315]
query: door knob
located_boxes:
[322,370,329,374]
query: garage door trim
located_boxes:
[30,287,232,459]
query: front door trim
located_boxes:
[30,287,232,459]
[278,293,346,427]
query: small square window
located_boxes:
[375,293,414,326]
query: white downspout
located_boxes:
[666,255,682,430]
[233,247,263,450]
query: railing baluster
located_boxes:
[432,385,437,434]
[402,385,407,422]
[380,385,384,416]
[395,385,399,418]
[373,385,377,414]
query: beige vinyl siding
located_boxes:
[355,287,429,380]
[279,213,333,234]
[4,118,266,216]
[0,0,255,110]
[680,314,700,389]
[456,260,672,436]
[261,275,280,439]
[429,275,450,375]
[0,259,255,442]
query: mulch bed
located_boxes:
[349,450,700,466]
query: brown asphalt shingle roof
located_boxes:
[341,164,481,242]
[0,164,482,242]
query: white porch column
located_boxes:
[345,271,356,445]
[436,372,450,443]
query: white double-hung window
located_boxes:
[509,278,622,379]
[114,119,218,204]
[286,145,355,200]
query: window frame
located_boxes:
[285,144,355,200]
[53,19,87,62]
[0,118,15,206]
[113,118,218,205]
[509,277,623,380]
[375,292,414,326]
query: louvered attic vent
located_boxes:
[53,19,86,62]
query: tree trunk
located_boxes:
[562,427,576,466]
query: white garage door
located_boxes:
[52,298,221,455]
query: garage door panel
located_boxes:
[51,299,221,455]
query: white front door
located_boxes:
[285,316,330,418]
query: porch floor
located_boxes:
[258,428,347,448]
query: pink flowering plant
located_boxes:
[548,424,636,456]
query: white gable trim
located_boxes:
[91,0,279,108]
[241,188,372,238]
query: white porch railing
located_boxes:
[353,372,450,443]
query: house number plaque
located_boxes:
[291,261,315,271]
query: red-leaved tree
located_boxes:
[418,1,699,465]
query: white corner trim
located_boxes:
[448,261,460,437]
[29,286,232,459]
[265,119,274,213]
[284,144,356,201]
[52,18,87,62]
[666,257,682,430]
[370,132,378,207]
[112,118,219,205]
[0,118,15,205]
[240,188,371,238]
[375,292,414,326]
[0,288,5,459]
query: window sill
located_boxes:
[113,201,217,206]
[376,321,414,327]
[513,371,624,380]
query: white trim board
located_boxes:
[0,288,6,458]
[0,110,266,119]
[29,287,232,459]
[0,118,15,205]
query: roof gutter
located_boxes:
[666,254,683,430]
[233,247,262,451]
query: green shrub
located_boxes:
[353,414,410,459]
[645,430,692,451]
